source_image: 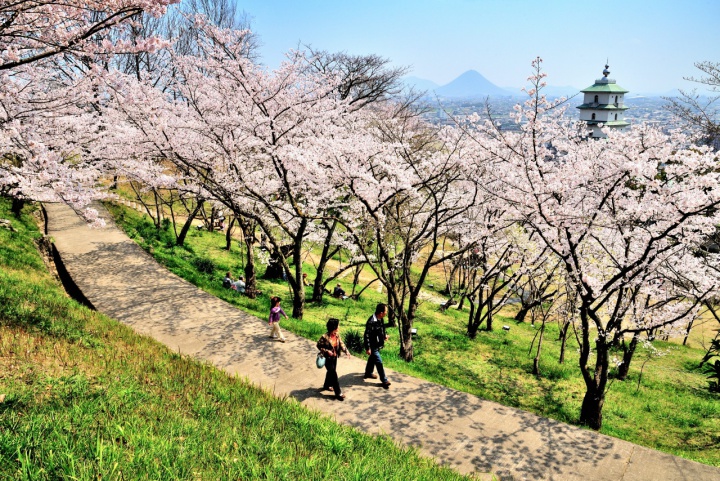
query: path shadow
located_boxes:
[292,372,621,480]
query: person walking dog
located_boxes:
[317,318,350,401]
[268,296,288,342]
[363,303,391,389]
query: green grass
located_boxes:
[0,199,469,480]
[105,200,720,467]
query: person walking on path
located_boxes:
[317,318,350,401]
[363,303,391,389]
[268,296,288,342]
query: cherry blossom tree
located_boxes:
[511,248,561,324]
[0,65,110,222]
[302,49,410,303]
[0,0,176,71]
[305,48,409,110]
[664,61,720,151]
[1,0,176,218]
[334,107,481,361]
[97,17,380,317]
[454,211,545,337]
[460,58,720,429]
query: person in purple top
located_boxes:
[268,296,288,342]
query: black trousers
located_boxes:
[323,356,341,395]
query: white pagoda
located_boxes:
[577,64,630,138]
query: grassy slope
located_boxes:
[0,200,467,481]
[106,202,720,466]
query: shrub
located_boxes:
[192,257,216,274]
[344,329,364,354]
[703,359,720,393]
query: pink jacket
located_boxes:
[269,306,286,323]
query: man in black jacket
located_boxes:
[363,303,391,389]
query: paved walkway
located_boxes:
[45,202,720,481]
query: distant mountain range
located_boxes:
[435,70,509,97]
[403,71,580,99]
[403,70,511,98]
[403,70,682,99]
[402,76,440,93]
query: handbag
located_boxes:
[316,352,326,369]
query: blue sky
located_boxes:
[240,0,720,95]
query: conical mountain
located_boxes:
[435,70,510,98]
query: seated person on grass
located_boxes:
[333,283,348,300]
[223,272,234,289]
[233,276,246,294]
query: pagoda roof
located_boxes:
[577,103,630,110]
[586,120,631,127]
[581,83,629,93]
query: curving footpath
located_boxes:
[45,202,720,481]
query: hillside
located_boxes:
[102,199,720,468]
[0,200,466,480]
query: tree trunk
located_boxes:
[683,319,694,346]
[456,293,467,311]
[514,305,530,323]
[352,277,378,300]
[532,319,546,377]
[579,384,605,431]
[398,306,415,362]
[129,182,156,227]
[443,260,461,296]
[176,201,203,247]
[243,241,258,298]
[485,296,494,331]
[579,333,610,430]
[616,336,639,381]
[168,200,179,240]
[467,292,484,338]
[456,267,468,310]
[153,190,163,229]
[350,264,362,297]
[208,206,216,233]
[312,220,337,303]
[385,288,398,328]
[515,299,542,323]
[399,327,414,360]
[289,220,307,319]
[484,275,501,332]
[239,217,258,298]
[558,320,569,364]
[11,197,25,217]
[466,299,477,339]
[224,217,235,250]
[290,283,304,318]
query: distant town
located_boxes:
[421,96,676,130]
[405,69,682,130]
